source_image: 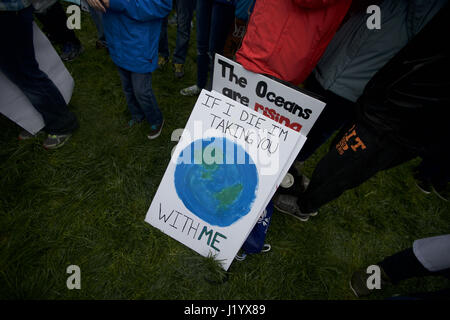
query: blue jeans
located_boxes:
[0,6,78,135]
[196,0,234,89]
[159,0,196,64]
[117,67,163,127]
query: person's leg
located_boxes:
[297,122,416,213]
[34,1,80,46]
[172,0,195,65]
[201,1,235,90]
[0,6,78,136]
[34,1,83,61]
[159,15,170,60]
[88,6,106,47]
[130,72,163,128]
[379,248,433,284]
[117,67,145,124]
[209,1,235,57]
[414,149,450,200]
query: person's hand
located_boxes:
[86,0,106,12]
[101,0,110,9]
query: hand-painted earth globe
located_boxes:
[174,137,259,227]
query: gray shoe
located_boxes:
[273,194,317,222]
[43,133,72,149]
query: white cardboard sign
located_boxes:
[0,22,74,135]
[145,90,306,270]
[212,54,326,136]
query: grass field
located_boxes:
[0,11,449,300]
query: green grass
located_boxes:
[0,12,449,300]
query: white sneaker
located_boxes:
[180,84,200,96]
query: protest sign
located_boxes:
[212,54,326,136]
[145,89,306,270]
[0,22,74,135]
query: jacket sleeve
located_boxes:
[293,0,340,9]
[108,0,172,22]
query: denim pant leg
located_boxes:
[130,72,163,127]
[159,16,170,59]
[117,67,145,121]
[173,0,196,64]
[196,0,213,89]
[88,6,106,43]
[0,6,78,135]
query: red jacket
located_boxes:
[236,0,352,85]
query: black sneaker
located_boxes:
[273,194,317,222]
[60,42,83,62]
[147,120,164,140]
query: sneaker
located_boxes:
[42,133,72,149]
[158,56,169,69]
[180,84,200,96]
[174,63,184,78]
[272,194,317,222]
[350,266,391,297]
[18,130,40,140]
[60,42,83,62]
[147,120,164,140]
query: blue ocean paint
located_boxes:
[174,137,259,227]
